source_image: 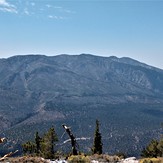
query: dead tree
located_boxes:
[62,124,78,155]
[0,137,18,161]
[0,137,6,143]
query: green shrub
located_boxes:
[89,154,120,162]
[140,158,162,163]
[68,154,90,163]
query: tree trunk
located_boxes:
[62,124,78,155]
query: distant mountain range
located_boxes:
[0,54,163,156]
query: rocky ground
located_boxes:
[1,156,163,163]
[0,156,138,163]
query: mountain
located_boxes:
[0,54,163,156]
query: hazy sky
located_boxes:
[0,0,163,69]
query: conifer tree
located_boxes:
[41,126,58,159]
[92,119,103,154]
[141,139,161,158]
[157,139,163,157]
[35,131,41,154]
[22,141,36,154]
[22,126,58,159]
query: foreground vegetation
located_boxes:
[1,155,163,163]
[141,139,163,158]
[140,157,163,163]
[22,126,58,159]
[0,119,163,162]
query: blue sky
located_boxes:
[0,0,163,69]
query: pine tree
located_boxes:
[41,126,58,159]
[22,126,58,159]
[92,119,103,154]
[35,131,41,154]
[157,139,163,157]
[141,139,161,158]
[22,141,36,154]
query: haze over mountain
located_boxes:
[0,54,163,156]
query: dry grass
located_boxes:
[67,154,121,163]
[89,154,120,163]
[68,154,90,163]
[140,157,163,163]
[0,156,49,163]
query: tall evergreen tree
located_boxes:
[92,119,103,154]
[41,126,58,159]
[35,131,41,154]
[22,126,58,159]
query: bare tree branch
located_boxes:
[0,150,18,161]
[62,124,78,155]
[0,137,18,161]
[0,137,6,143]
[60,137,91,145]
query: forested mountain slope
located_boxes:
[0,54,163,156]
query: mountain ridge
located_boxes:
[0,54,163,156]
